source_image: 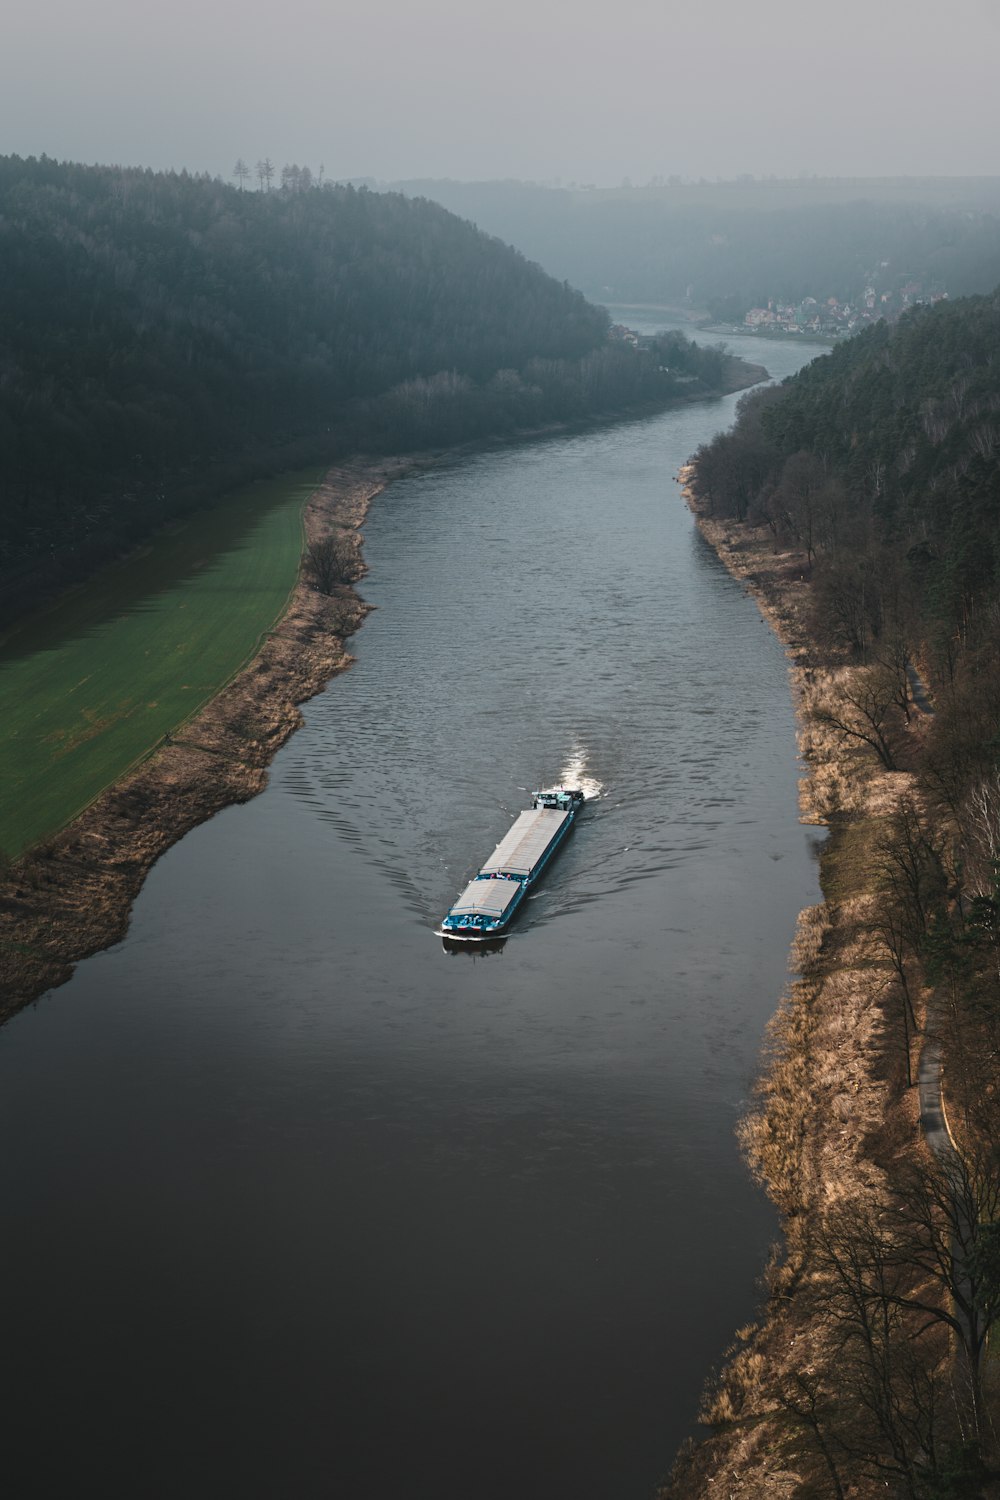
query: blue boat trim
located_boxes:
[438,788,585,940]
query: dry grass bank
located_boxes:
[662,472,961,1498]
[0,459,413,1018]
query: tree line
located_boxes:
[232,160,326,193]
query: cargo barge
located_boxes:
[438,788,584,941]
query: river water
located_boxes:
[0,329,827,1499]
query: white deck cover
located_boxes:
[450,878,522,918]
[480,808,569,878]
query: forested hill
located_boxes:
[1,156,727,611]
[691,289,1000,642]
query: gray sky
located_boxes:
[4,0,999,184]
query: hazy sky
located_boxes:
[4,0,999,185]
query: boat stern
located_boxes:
[438,873,524,939]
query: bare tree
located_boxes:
[773,1368,848,1499]
[872,891,920,1086]
[875,634,914,723]
[812,552,887,659]
[306,536,359,594]
[886,1151,1000,1442]
[774,449,825,567]
[279,163,313,194]
[964,771,1000,897]
[256,157,274,192]
[806,1198,984,1496]
[802,1159,1000,1462]
[874,797,945,946]
[813,667,904,771]
[232,158,250,192]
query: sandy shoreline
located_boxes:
[0,458,415,1019]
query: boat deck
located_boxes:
[448,878,523,920]
[480,808,570,878]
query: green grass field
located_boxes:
[0,470,321,859]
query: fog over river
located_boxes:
[0,325,827,1498]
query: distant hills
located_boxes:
[388,176,1000,321]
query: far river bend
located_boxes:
[0,326,827,1499]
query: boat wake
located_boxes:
[554,748,604,802]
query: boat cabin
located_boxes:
[532,788,585,812]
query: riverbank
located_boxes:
[601,301,710,323]
[0,458,412,1017]
[663,470,941,1496]
[699,322,839,347]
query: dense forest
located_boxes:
[393,177,1000,319]
[679,291,1000,1495]
[0,156,739,615]
[691,291,1000,651]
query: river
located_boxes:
[0,328,827,1499]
